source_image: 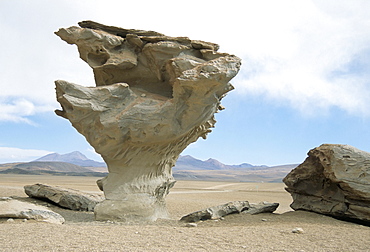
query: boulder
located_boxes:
[283,144,370,224]
[180,201,279,222]
[0,197,65,224]
[244,201,281,215]
[54,21,241,221]
[24,184,104,211]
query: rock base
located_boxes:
[94,196,168,222]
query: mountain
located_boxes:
[0,151,298,182]
[13,161,93,173]
[34,151,106,167]
[33,152,292,172]
[0,160,108,177]
[173,161,298,183]
[173,155,271,171]
[0,168,107,177]
[171,155,298,182]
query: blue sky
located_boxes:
[1,0,369,166]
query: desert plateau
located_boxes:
[0,174,369,252]
[2,2,370,252]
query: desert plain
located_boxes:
[0,174,369,251]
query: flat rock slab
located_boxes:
[24,184,104,212]
[180,201,279,222]
[283,144,370,224]
[0,197,65,224]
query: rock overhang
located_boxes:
[54,21,241,221]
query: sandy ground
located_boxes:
[0,175,369,251]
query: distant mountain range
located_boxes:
[173,155,268,170]
[0,151,298,182]
[34,151,106,167]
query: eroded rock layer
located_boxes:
[0,197,65,224]
[283,144,370,224]
[55,21,241,221]
[180,201,279,223]
[24,184,103,211]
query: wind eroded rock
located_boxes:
[0,197,65,224]
[54,21,241,221]
[180,201,279,222]
[283,144,370,224]
[24,184,103,211]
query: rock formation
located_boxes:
[54,21,241,221]
[283,144,370,224]
[0,197,65,224]
[24,184,103,211]
[180,201,279,222]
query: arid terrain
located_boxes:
[0,174,369,251]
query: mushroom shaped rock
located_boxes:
[54,21,241,222]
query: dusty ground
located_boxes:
[0,174,369,251]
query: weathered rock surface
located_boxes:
[283,144,370,224]
[54,21,241,221]
[0,197,65,224]
[24,184,104,211]
[180,201,279,222]
[244,202,280,215]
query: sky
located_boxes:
[1,0,370,166]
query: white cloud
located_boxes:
[0,98,55,124]
[232,0,370,116]
[0,1,93,123]
[0,147,52,163]
[0,99,35,123]
[1,0,369,123]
